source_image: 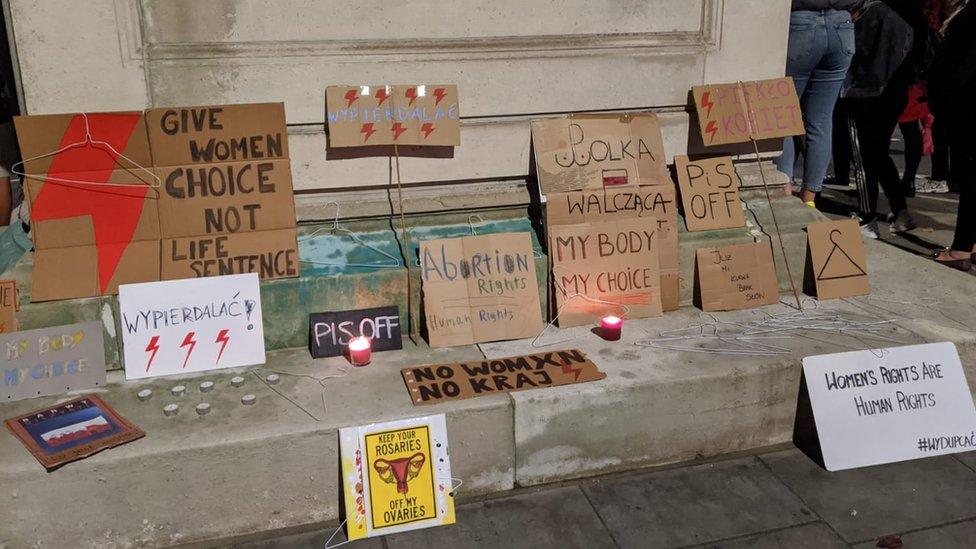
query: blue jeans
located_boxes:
[775,9,855,193]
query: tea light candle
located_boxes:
[600,315,623,341]
[348,336,372,366]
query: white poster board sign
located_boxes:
[339,414,455,541]
[803,342,976,471]
[119,273,265,380]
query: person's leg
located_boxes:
[795,10,855,203]
[775,11,826,189]
[949,131,976,252]
[936,121,975,268]
[899,120,922,195]
[869,65,912,219]
[931,116,950,183]
[831,98,853,185]
[853,103,882,221]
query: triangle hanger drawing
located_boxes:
[817,229,867,281]
[299,201,401,269]
[11,112,161,191]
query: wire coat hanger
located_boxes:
[12,112,161,189]
[299,201,401,269]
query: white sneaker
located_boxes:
[890,210,917,234]
[860,220,881,240]
[917,178,949,194]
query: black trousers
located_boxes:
[850,65,912,219]
[931,117,950,183]
[947,120,976,251]
[899,120,922,186]
[832,98,853,185]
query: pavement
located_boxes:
[814,130,973,277]
[227,444,976,549]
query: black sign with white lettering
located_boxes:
[308,306,402,358]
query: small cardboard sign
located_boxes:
[5,394,144,470]
[325,85,460,147]
[531,113,670,195]
[695,242,779,311]
[401,349,606,405]
[0,279,19,333]
[308,306,402,359]
[674,155,746,232]
[118,273,265,380]
[145,103,300,282]
[691,78,804,146]
[419,232,543,348]
[339,414,455,540]
[549,217,662,327]
[0,321,106,402]
[805,219,869,300]
[545,185,679,312]
[801,342,976,471]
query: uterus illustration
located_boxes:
[373,453,426,494]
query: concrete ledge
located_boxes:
[2,239,975,547]
[4,184,976,546]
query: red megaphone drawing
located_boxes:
[373,453,426,494]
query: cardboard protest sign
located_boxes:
[545,185,679,311]
[118,273,265,380]
[549,217,662,327]
[401,349,606,405]
[0,321,106,402]
[695,242,779,311]
[308,306,402,359]
[326,85,460,148]
[5,394,143,470]
[145,103,300,282]
[419,232,543,348]
[805,219,869,300]
[0,279,19,333]
[339,414,455,540]
[14,111,161,301]
[801,342,976,471]
[161,228,299,280]
[691,78,803,146]
[531,113,669,194]
[674,155,746,232]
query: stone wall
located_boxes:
[7,0,790,204]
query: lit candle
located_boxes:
[347,336,372,366]
[600,315,623,341]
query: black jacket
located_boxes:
[844,0,925,98]
[792,0,865,11]
[929,4,976,120]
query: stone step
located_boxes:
[2,238,974,547]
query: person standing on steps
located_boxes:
[929,0,976,271]
[845,0,927,240]
[775,0,863,209]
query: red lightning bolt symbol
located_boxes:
[344,89,359,108]
[432,87,447,106]
[360,123,376,142]
[561,361,583,381]
[421,123,435,139]
[31,114,148,293]
[705,120,719,143]
[405,87,418,106]
[700,90,714,118]
[375,88,390,106]
[180,331,197,369]
[215,329,230,364]
[144,335,160,373]
[391,122,407,140]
